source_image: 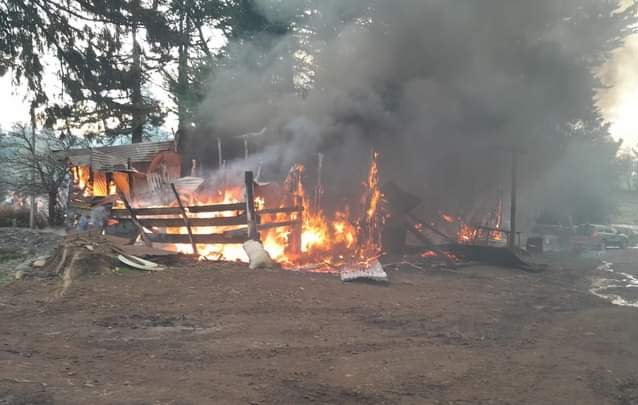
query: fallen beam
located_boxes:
[406,212,453,242]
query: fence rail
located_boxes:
[109,171,303,256]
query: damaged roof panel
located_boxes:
[54,141,176,172]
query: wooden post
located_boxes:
[118,192,152,247]
[293,195,303,256]
[313,153,324,214]
[171,183,199,256]
[127,158,134,200]
[217,137,223,171]
[497,145,526,250]
[245,171,259,241]
[508,150,519,249]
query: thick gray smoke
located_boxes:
[196,0,634,222]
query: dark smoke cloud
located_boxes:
[196,0,634,222]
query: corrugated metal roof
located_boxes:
[55,141,176,172]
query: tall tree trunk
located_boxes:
[177,7,190,134]
[29,107,37,229]
[48,191,57,226]
[131,25,144,144]
[177,3,191,175]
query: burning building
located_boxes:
[104,148,385,272]
[55,141,180,209]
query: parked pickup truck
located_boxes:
[572,224,629,251]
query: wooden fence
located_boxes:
[110,171,303,256]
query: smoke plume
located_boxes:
[195,0,635,223]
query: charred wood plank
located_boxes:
[475,225,510,235]
[118,192,152,247]
[288,196,303,257]
[188,203,246,213]
[406,222,456,269]
[145,233,247,245]
[171,183,198,256]
[256,206,304,215]
[406,213,453,242]
[111,202,246,217]
[112,207,182,217]
[138,215,248,228]
[257,220,300,231]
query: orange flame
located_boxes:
[72,166,91,197]
[441,213,456,223]
[135,153,384,270]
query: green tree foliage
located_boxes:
[1,0,637,224]
[0,0,172,143]
[156,0,230,133]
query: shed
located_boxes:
[54,141,181,208]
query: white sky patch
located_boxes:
[0,75,30,130]
[598,34,638,148]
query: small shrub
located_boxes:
[0,205,47,228]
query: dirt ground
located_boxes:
[1,236,638,404]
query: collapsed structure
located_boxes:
[53,137,526,273]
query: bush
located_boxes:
[0,205,47,228]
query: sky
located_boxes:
[598,34,638,148]
[0,75,30,130]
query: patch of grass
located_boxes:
[0,252,25,263]
[0,271,14,285]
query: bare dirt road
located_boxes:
[1,246,638,404]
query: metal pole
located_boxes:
[217,137,223,171]
[244,138,249,161]
[508,150,518,249]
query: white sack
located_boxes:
[243,240,274,270]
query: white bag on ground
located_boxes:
[243,240,274,270]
